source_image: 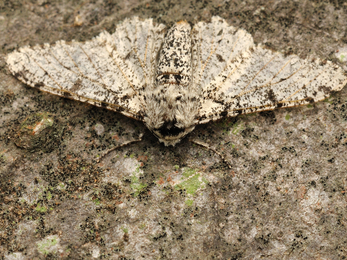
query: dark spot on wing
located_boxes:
[318,85,331,95]
[319,60,327,66]
[125,52,131,60]
[14,71,29,81]
[34,82,44,88]
[220,111,228,117]
[216,54,225,62]
[199,114,207,121]
[63,91,72,97]
[267,89,277,104]
[174,58,179,67]
[121,94,130,101]
[70,79,83,92]
[174,74,182,83]
[156,74,169,83]
[306,97,315,103]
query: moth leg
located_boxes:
[189,138,232,168]
[95,133,144,163]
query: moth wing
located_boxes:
[192,16,347,124]
[6,17,166,120]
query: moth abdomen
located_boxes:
[155,20,192,81]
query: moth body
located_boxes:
[144,21,199,146]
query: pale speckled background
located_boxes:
[1,0,347,259]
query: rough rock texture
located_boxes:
[1,0,347,259]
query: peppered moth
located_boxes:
[6,16,347,146]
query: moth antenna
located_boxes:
[189,138,232,169]
[95,133,144,163]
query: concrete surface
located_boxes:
[1,0,347,259]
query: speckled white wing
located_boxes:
[6,17,166,120]
[193,16,347,124]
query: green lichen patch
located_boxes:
[130,175,147,197]
[139,223,146,229]
[182,168,197,178]
[35,203,47,213]
[185,199,194,206]
[57,182,66,190]
[121,226,129,233]
[128,164,147,197]
[335,47,347,63]
[46,191,52,200]
[323,97,333,104]
[231,121,245,135]
[215,118,239,133]
[93,198,101,205]
[37,235,60,255]
[175,168,208,196]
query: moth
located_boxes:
[6,16,347,146]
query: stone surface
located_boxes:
[1,0,347,259]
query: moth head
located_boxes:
[143,105,197,146]
[149,119,195,146]
[143,87,199,146]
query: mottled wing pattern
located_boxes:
[192,16,254,123]
[6,17,166,120]
[112,17,166,91]
[193,16,347,124]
